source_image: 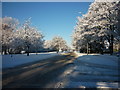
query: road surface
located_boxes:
[2,53,119,89]
[2,52,76,88]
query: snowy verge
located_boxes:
[2,52,59,69]
[56,52,119,88]
[75,53,119,67]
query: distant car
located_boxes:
[21,51,26,54]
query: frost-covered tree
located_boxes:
[1,17,19,54]
[89,0,120,54]
[12,18,44,55]
[44,40,53,51]
[72,0,120,54]
[1,17,44,55]
[0,18,2,54]
[51,36,68,52]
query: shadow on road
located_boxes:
[2,53,76,88]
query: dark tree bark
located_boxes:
[109,25,114,55]
[26,45,29,56]
[110,34,114,55]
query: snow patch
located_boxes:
[58,53,119,88]
[2,52,59,69]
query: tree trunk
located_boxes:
[99,38,104,55]
[87,43,88,55]
[110,35,113,55]
[109,25,114,55]
[118,42,120,51]
[4,49,7,55]
[27,53,29,56]
[27,45,29,56]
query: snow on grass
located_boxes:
[57,53,119,88]
[2,52,59,69]
[75,53,119,67]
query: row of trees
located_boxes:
[1,17,44,55]
[0,17,69,55]
[2,1,120,55]
[72,0,120,54]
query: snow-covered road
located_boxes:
[2,53,75,88]
[56,54,119,88]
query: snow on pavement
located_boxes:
[55,53,120,88]
[2,52,59,69]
